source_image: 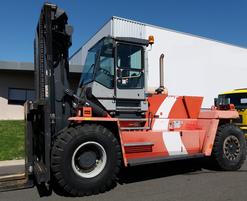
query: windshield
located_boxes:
[79,41,102,86]
[79,38,114,88]
[94,38,114,88]
[219,93,247,109]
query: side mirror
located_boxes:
[214,98,218,106]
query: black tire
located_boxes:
[51,124,121,196]
[212,124,246,171]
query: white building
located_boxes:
[70,16,247,108]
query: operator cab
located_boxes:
[217,90,247,137]
[218,93,247,110]
[78,37,149,118]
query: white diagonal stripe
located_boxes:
[152,119,169,131]
[156,96,177,118]
[162,131,188,155]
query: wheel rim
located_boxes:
[223,135,241,161]
[72,141,107,178]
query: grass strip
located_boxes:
[0,120,24,160]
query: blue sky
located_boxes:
[0,0,247,62]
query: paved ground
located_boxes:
[1,159,247,201]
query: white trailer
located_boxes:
[70,16,247,108]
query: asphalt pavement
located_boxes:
[0,159,247,201]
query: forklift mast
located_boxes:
[29,3,73,184]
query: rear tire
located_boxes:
[212,124,246,171]
[51,124,121,196]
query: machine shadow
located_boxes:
[118,158,205,184]
[45,158,244,197]
[46,159,204,197]
[41,159,204,197]
[119,158,247,184]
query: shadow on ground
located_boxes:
[35,157,247,197]
[118,158,204,184]
[39,158,217,197]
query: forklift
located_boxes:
[217,89,247,138]
[0,3,246,196]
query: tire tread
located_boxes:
[212,123,246,171]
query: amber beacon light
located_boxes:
[148,35,154,45]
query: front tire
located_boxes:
[212,124,246,171]
[51,124,121,196]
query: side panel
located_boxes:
[198,119,219,156]
[122,131,167,159]
[199,110,239,119]
[182,131,202,154]
[118,94,206,164]
[121,92,206,164]
[68,116,209,166]
[121,128,206,165]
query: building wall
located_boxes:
[0,71,80,120]
[146,25,247,108]
[0,71,33,120]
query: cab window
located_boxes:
[80,41,102,85]
[117,43,144,89]
[94,40,114,88]
[220,93,247,109]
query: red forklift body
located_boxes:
[69,94,239,167]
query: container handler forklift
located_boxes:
[0,3,246,196]
[217,89,247,138]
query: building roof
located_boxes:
[0,60,82,73]
[111,16,247,50]
[70,16,247,60]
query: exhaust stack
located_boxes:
[155,54,165,94]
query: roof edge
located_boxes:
[70,15,247,59]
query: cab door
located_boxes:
[115,43,145,100]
